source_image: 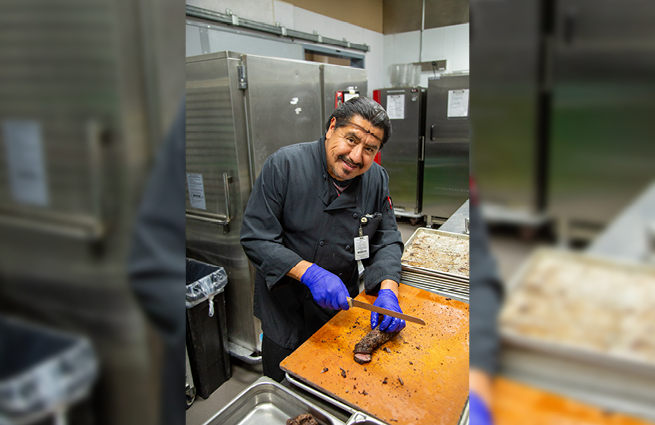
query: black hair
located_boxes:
[325,96,392,148]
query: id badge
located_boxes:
[354,235,370,260]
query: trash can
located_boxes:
[0,316,98,425]
[186,259,231,399]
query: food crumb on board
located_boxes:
[398,377,404,386]
[364,367,367,372]
[340,367,347,378]
[382,377,388,384]
[383,347,391,353]
[409,361,413,365]
[321,367,328,373]
[361,390,368,396]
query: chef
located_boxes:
[240,97,406,382]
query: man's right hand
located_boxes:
[300,264,350,311]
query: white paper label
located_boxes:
[344,92,359,102]
[3,120,49,206]
[354,235,370,260]
[357,260,365,277]
[447,89,469,118]
[386,94,405,120]
[186,173,206,210]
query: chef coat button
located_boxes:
[352,213,358,219]
[346,245,351,251]
[319,240,325,246]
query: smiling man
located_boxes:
[240,97,406,382]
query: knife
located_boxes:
[347,297,426,325]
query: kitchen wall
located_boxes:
[186,0,468,94]
[186,0,385,97]
[383,24,470,88]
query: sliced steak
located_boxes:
[353,328,400,364]
[286,413,319,425]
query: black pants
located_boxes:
[262,334,295,382]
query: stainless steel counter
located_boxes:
[436,199,470,235]
[586,181,655,263]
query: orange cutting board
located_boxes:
[280,285,469,425]
[492,378,655,425]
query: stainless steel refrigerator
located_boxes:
[185,52,367,358]
[470,0,547,224]
[0,1,181,423]
[378,87,427,220]
[423,74,470,224]
[548,0,655,241]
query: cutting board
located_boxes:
[492,377,655,425]
[280,285,469,425]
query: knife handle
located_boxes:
[347,297,354,309]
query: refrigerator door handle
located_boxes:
[420,135,425,161]
[186,173,233,233]
[222,172,233,224]
[564,9,577,46]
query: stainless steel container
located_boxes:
[203,377,345,425]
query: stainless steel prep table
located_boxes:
[437,199,470,235]
[586,181,655,262]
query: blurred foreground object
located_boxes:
[0,316,97,425]
[492,377,655,425]
[471,0,655,244]
[499,248,655,420]
[0,0,184,424]
[128,100,186,425]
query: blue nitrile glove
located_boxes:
[469,392,493,425]
[300,264,350,311]
[370,289,406,333]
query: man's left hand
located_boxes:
[371,289,406,332]
[469,391,493,425]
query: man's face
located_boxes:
[324,115,383,181]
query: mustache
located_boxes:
[338,155,362,169]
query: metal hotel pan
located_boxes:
[402,228,469,280]
[202,377,344,425]
[500,248,655,376]
[498,248,655,420]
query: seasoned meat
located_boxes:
[286,413,319,425]
[353,328,400,364]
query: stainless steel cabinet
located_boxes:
[548,0,655,236]
[470,0,545,221]
[379,87,426,218]
[423,75,470,223]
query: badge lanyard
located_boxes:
[355,216,370,276]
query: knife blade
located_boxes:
[347,297,426,325]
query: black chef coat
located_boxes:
[240,137,404,350]
[469,194,504,375]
